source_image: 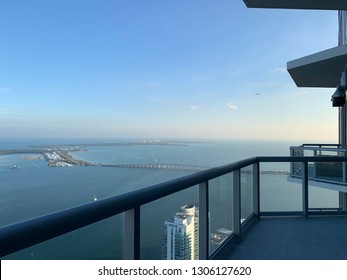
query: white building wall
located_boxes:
[163,204,198,260]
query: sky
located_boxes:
[0,0,342,141]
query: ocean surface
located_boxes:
[0,138,339,259]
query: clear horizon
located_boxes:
[0,1,340,142]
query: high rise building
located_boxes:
[161,204,199,260]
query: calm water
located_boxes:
[0,138,339,259]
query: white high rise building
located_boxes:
[162,204,198,260]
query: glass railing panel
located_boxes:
[260,163,302,212]
[303,150,314,156]
[291,161,303,177]
[241,165,253,222]
[313,160,344,183]
[2,214,123,260]
[290,146,347,181]
[308,184,340,212]
[209,173,233,256]
[318,150,342,156]
[291,147,315,157]
[291,161,346,185]
[291,148,304,157]
[140,185,199,260]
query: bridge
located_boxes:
[98,163,209,172]
[0,148,289,174]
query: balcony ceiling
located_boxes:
[243,0,347,10]
[287,45,347,88]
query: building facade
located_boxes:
[162,204,199,260]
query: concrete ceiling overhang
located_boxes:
[243,0,347,10]
[287,45,347,88]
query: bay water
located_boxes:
[0,138,339,259]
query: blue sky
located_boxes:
[0,0,341,141]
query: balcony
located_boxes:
[289,144,347,190]
[1,155,347,260]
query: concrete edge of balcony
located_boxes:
[287,45,347,88]
[243,0,347,10]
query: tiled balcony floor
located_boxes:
[227,216,347,260]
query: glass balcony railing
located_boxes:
[1,155,347,260]
[290,144,347,186]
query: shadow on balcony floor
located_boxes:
[228,216,347,260]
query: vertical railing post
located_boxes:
[253,162,260,217]
[124,206,140,259]
[314,149,317,157]
[290,147,294,176]
[199,181,209,260]
[342,149,347,185]
[302,161,309,217]
[233,170,241,237]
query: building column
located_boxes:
[338,10,347,210]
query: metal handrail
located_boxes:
[290,144,347,152]
[1,156,347,258]
[289,145,347,187]
[301,144,341,147]
[0,157,257,257]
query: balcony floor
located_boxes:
[227,216,347,260]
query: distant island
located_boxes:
[0,140,290,175]
[0,140,208,171]
[27,139,192,149]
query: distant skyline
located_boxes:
[0,1,340,141]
